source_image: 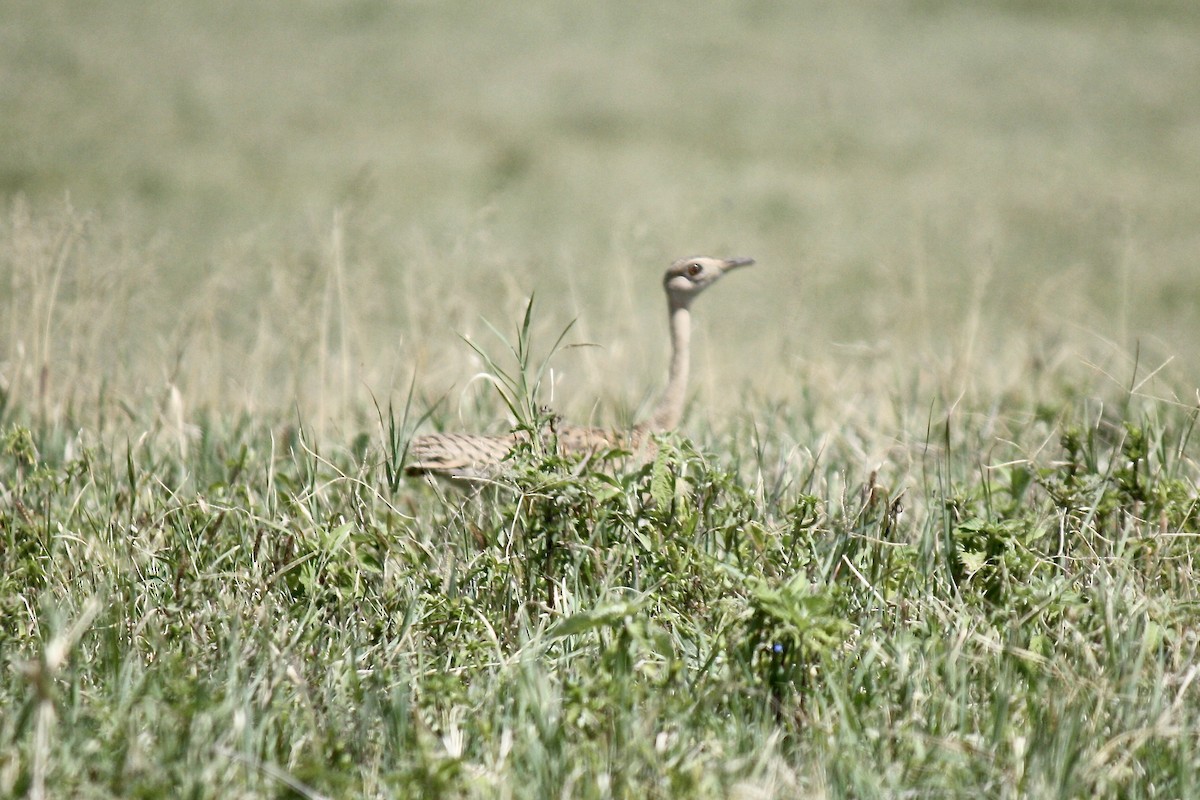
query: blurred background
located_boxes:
[2,0,1198,432]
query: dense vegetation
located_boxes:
[3,324,1198,797]
[3,1,1199,797]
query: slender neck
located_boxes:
[645,300,692,433]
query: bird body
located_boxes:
[406,255,753,479]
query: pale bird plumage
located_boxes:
[406,255,754,480]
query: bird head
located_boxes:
[663,256,754,308]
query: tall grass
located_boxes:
[2,1,1200,796]
[2,315,1198,796]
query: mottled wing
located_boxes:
[554,424,616,455]
[405,432,517,479]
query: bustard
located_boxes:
[406,255,754,479]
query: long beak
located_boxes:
[721,257,755,271]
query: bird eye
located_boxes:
[686,263,702,277]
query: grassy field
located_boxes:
[3,1,1200,797]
